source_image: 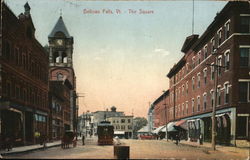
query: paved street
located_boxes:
[4,137,249,159]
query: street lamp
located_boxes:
[206,48,225,150]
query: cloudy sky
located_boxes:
[5,0,227,117]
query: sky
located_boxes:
[5,0,227,118]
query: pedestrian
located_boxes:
[199,133,203,145]
[175,134,180,145]
[82,134,85,145]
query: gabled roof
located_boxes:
[49,16,71,38]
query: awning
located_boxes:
[167,122,178,132]
[174,120,187,130]
[152,125,165,134]
[114,131,125,135]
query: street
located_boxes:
[4,137,248,159]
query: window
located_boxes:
[182,85,185,95]
[57,73,64,80]
[225,51,230,71]
[197,96,200,112]
[240,48,250,67]
[239,82,249,102]
[179,87,181,98]
[204,46,208,59]
[186,63,189,74]
[217,57,222,76]
[211,38,216,53]
[217,86,221,106]
[236,116,247,138]
[128,119,131,123]
[203,93,207,110]
[211,90,214,108]
[192,77,195,90]
[225,21,230,39]
[192,57,195,69]
[192,99,195,113]
[218,29,222,45]
[240,16,250,33]
[182,103,185,115]
[198,52,201,64]
[211,63,215,80]
[224,83,229,104]
[121,119,125,123]
[197,73,201,88]
[186,81,188,95]
[203,68,207,85]
[186,101,188,114]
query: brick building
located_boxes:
[49,80,72,140]
[152,90,169,128]
[0,2,49,146]
[166,1,250,146]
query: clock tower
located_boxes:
[48,16,77,131]
[48,16,75,88]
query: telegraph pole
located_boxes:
[163,90,168,140]
[207,49,225,150]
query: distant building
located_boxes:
[107,115,133,139]
[78,111,94,137]
[152,90,169,128]
[1,2,49,146]
[92,106,125,135]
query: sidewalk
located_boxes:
[0,140,61,156]
[179,140,250,158]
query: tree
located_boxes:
[133,117,148,132]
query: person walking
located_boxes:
[175,134,180,145]
[82,134,85,145]
[199,133,203,145]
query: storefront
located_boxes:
[180,108,235,145]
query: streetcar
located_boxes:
[97,121,114,145]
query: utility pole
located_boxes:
[163,90,168,140]
[207,49,225,151]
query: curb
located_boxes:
[179,142,211,150]
[1,143,61,156]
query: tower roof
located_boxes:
[49,16,71,38]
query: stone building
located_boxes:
[107,115,133,139]
[0,2,49,146]
[166,1,250,146]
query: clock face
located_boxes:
[56,39,63,46]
